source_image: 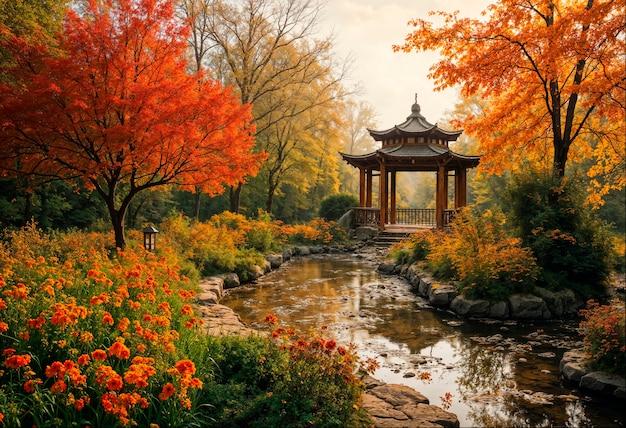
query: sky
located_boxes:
[320,0,493,129]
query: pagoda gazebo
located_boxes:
[340,99,480,229]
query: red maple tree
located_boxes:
[0,0,265,248]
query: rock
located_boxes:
[294,246,311,256]
[362,383,459,428]
[246,264,265,281]
[265,254,283,269]
[450,295,490,317]
[429,283,458,308]
[488,301,509,319]
[418,275,436,298]
[378,261,397,274]
[533,287,584,317]
[368,384,429,408]
[195,304,255,336]
[508,294,551,319]
[198,277,224,299]
[282,247,293,261]
[560,349,626,399]
[222,273,240,289]
[196,289,219,305]
[580,372,626,399]
[356,226,379,241]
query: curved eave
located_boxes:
[341,146,480,169]
[367,123,462,142]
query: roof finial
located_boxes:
[415,92,418,103]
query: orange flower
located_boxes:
[108,341,131,359]
[117,317,130,332]
[24,379,42,393]
[173,360,196,376]
[124,363,156,388]
[27,315,46,329]
[91,349,107,361]
[180,305,194,316]
[45,361,64,378]
[2,348,15,356]
[50,379,67,394]
[0,298,6,310]
[5,354,31,369]
[78,354,91,366]
[264,314,278,326]
[0,322,8,333]
[102,311,114,325]
[75,398,86,411]
[80,331,94,343]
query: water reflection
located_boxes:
[222,254,624,427]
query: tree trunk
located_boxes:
[108,208,126,249]
[229,184,242,213]
[193,190,201,220]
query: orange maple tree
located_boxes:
[394,0,625,204]
[0,0,265,248]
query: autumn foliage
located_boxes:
[0,224,371,426]
[394,0,625,204]
[0,0,265,248]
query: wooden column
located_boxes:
[366,169,373,207]
[390,169,397,224]
[359,168,366,207]
[455,168,467,208]
[436,165,446,228]
[379,162,387,227]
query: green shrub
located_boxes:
[504,172,615,298]
[319,194,359,221]
[198,316,376,427]
[427,208,539,301]
[579,300,626,375]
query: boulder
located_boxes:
[450,296,490,318]
[580,372,626,399]
[265,254,283,269]
[508,294,551,319]
[356,226,379,241]
[418,275,436,298]
[378,261,397,274]
[362,382,460,428]
[294,246,311,256]
[222,273,240,289]
[282,247,293,261]
[246,264,265,281]
[488,301,509,319]
[560,349,626,400]
[428,283,458,308]
[533,287,583,317]
[560,349,590,383]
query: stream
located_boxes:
[221,251,624,427]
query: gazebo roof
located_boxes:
[368,102,462,141]
[340,99,480,171]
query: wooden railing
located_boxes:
[351,208,456,228]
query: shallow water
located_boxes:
[222,253,624,427]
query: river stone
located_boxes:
[222,273,240,289]
[418,275,435,298]
[397,403,460,428]
[198,276,224,299]
[580,372,626,398]
[246,264,265,281]
[450,295,490,317]
[265,254,283,269]
[429,283,458,308]
[488,301,509,319]
[356,226,378,241]
[310,245,325,254]
[508,294,551,319]
[294,246,311,256]
[533,287,583,317]
[368,384,430,407]
[196,289,219,305]
[378,261,397,274]
[405,265,422,288]
[282,247,293,261]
